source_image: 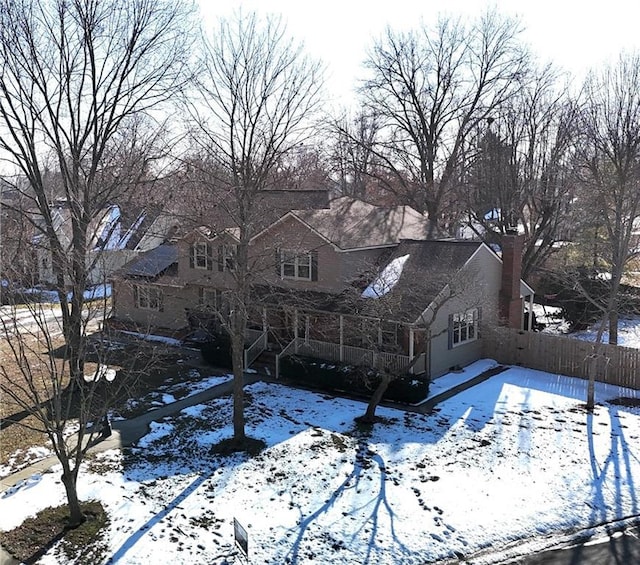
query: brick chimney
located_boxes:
[499,232,524,329]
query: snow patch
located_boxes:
[362,254,410,298]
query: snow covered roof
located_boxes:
[361,254,410,298]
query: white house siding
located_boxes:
[425,246,502,379]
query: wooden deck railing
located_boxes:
[243,330,268,370]
[276,337,414,378]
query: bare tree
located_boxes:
[356,254,482,423]
[0,285,153,527]
[328,111,382,199]
[0,0,194,385]
[574,52,640,350]
[462,64,579,279]
[184,13,324,446]
[358,11,529,236]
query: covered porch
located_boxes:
[244,305,428,378]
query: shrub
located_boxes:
[200,332,233,369]
[280,355,429,403]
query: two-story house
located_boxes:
[30,200,180,290]
[111,196,534,379]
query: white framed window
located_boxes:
[192,242,209,270]
[280,250,313,280]
[450,308,479,347]
[380,321,399,349]
[135,285,163,311]
[201,288,218,307]
[220,244,236,272]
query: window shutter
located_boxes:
[133,285,139,308]
[189,245,194,269]
[275,249,281,277]
[447,313,454,350]
[206,243,214,271]
[477,307,483,337]
[311,250,318,281]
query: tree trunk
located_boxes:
[60,467,85,527]
[587,315,608,411]
[362,372,393,423]
[586,354,597,411]
[230,319,246,443]
[608,309,619,345]
[425,200,439,239]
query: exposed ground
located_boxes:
[0,326,222,477]
[2,365,639,564]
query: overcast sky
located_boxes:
[197,0,640,108]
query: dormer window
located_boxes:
[219,244,236,272]
[190,242,213,270]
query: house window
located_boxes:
[380,321,399,349]
[135,285,163,311]
[280,249,314,280]
[192,242,210,270]
[219,244,236,272]
[200,288,218,308]
[450,308,479,347]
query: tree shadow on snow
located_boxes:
[284,432,409,565]
[106,473,209,564]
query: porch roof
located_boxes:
[360,239,482,322]
[118,244,178,278]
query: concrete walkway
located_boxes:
[413,364,508,414]
[0,367,499,565]
[0,374,261,565]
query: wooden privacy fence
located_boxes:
[482,325,640,390]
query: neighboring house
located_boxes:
[111,196,534,379]
[31,201,179,289]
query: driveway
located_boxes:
[517,525,640,565]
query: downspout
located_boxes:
[339,315,344,362]
[409,327,415,375]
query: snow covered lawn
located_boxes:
[570,315,640,349]
[1,364,640,564]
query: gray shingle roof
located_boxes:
[292,197,428,249]
[360,239,483,322]
[121,244,178,278]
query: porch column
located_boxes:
[294,309,299,353]
[262,307,267,332]
[409,328,415,375]
[339,315,344,362]
[305,315,310,345]
[528,295,534,330]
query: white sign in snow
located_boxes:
[234,518,249,559]
[361,254,410,298]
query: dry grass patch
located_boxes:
[1,501,109,565]
[0,335,63,468]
